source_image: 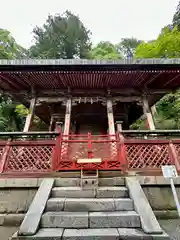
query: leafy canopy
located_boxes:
[90,41,121,59]
[135,27,180,58]
[134,26,180,129]
[173,1,180,29]
[0,29,26,59]
[29,11,91,59]
[117,38,142,58]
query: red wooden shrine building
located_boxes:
[0,59,180,176]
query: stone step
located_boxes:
[63,228,169,240]
[11,228,63,239]
[89,211,141,228]
[117,228,169,240]
[63,228,120,239]
[41,211,140,228]
[51,186,129,198]
[46,198,134,212]
[54,177,125,187]
[41,212,89,228]
[11,228,169,239]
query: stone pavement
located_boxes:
[159,219,180,240]
[0,226,18,240]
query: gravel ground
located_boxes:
[159,219,180,240]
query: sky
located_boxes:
[0,0,179,48]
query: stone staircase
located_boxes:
[11,177,169,239]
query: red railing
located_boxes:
[122,130,180,174]
[124,139,180,173]
[0,130,179,175]
[0,132,58,175]
[56,132,125,171]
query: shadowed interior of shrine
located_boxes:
[36,98,144,131]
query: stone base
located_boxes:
[12,228,169,240]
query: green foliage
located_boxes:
[0,29,26,59]
[117,38,142,58]
[15,104,48,131]
[0,96,24,131]
[91,39,142,59]
[90,41,121,59]
[0,30,27,132]
[135,27,180,58]
[15,104,28,116]
[130,118,146,130]
[173,1,180,29]
[29,11,91,59]
[156,92,180,128]
[133,24,180,129]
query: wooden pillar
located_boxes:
[23,98,36,132]
[107,99,115,135]
[116,121,123,132]
[61,99,72,158]
[107,99,116,159]
[63,98,72,137]
[142,96,155,130]
[49,116,55,132]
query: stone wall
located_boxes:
[137,176,180,219]
[0,178,40,227]
[0,188,36,214]
[143,186,179,211]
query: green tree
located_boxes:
[117,38,142,58]
[173,1,180,29]
[135,27,180,58]
[0,96,24,132]
[134,26,180,129]
[156,92,180,128]
[0,29,26,59]
[91,41,121,59]
[0,29,28,132]
[15,104,48,131]
[29,11,91,59]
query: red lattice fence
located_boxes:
[0,132,59,175]
[0,131,180,175]
[3,141,55,173]
[124,139,180,173]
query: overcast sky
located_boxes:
[0,0,179,48]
